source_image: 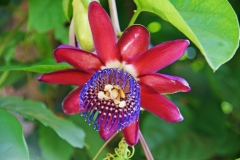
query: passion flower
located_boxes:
[38,1,190,146]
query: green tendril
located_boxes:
[103,138,135,160]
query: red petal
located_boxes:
[118,25,150,61]
[54,45,102,71]
[99,118,118,140]
[62,87,81,115]
[128,40,189,76]
[122,120,139,146]
[38,69,92,86]
[88,2,120,64]
[140,84,184,123]
[139,73,190,94]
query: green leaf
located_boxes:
[0,31,25,61]
[215,129,240,156]
[0,71,25,88]
[0,108,29,160]
[54,24,69,44]
[39,125,73,160]
[29,33,54,60]
[0,96,85,148]
[142,113,215,159]
[0,59,72,73]
[28,0,66,33]
[134,0,239,70]
[62,0,73,22]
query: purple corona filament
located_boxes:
[80,68,140,132]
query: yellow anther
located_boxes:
[105,91,110,96]
[98,91,105,99]
[114,99,120,105]
[116,93,121,101]
[111,89,119,99]
[104,91,110,100]
[119,88,125,99]
[119,101,126,108]
[98,84,127,108]
[113,85,120,89]
[104,84,113,91]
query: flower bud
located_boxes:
[72,0,94,51]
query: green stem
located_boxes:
[93,132,118,160]
[108,0,121,36]
[139,130,154,160]
[123,139,128,159]
[128,10,141,26]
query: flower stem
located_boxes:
[93,132,118,160]
[139,130,154,160]
[108,0,121,36]
[128,10,141,26]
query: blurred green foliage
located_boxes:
[0,0,240,160]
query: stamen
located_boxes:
[119,88,125,98]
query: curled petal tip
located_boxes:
[37,75,43,81]
[173,113,184,122]
[179,114,184,122]
[186,86,191,92]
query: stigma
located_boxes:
[79,68,140,132]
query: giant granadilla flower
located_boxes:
[38,1,190,146]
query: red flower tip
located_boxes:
[122,121,139,146]
[99,123,118,140]
[62,88,81,115]
[176,113,184,122]
[37,75,43,81]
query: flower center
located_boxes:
[97,84,126,108]
[79,68,140,132]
